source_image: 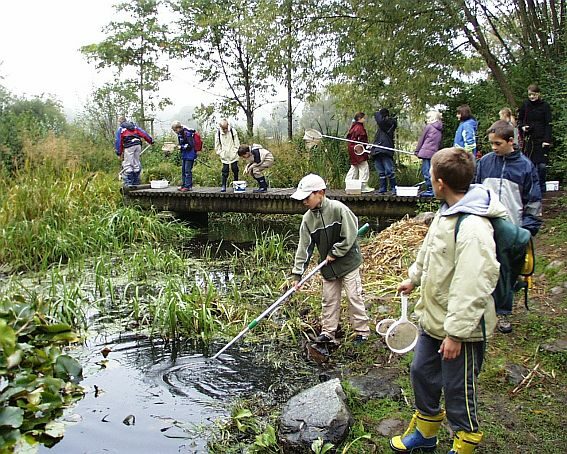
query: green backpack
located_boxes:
[455,214,532,313]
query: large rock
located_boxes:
[278,378,353,453]
[346,367,402,402]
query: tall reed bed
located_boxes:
[0,134,195,271]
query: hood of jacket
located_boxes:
[120,121,136,131]
[461,117,478,131]
[430,120,443,132]
[440,184,508,220]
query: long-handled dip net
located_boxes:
[302,128,413,155]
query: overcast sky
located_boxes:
[0,0,213,122]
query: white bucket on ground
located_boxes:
[233,180,247,192]
[545,180,559,191]
[345,179,362,195]
[396,186,419,197]
[150,180,169,189]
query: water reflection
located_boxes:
[41,331,315,453]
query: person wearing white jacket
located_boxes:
[214,119,240,192]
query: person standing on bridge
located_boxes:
[172,121,197,192]
[290,173,371,345]
[237,144,274,193]
[215,119,240,192]
[345,112,373,192]
[115,116,154,187]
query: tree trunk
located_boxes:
[286,0,293,141]
[461,1,518,108]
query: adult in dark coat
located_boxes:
[373,108,397,193]
[517,84,552,193]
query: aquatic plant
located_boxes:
[0,294,84,451]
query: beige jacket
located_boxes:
[214,127,240,164]
[408,185,508,342]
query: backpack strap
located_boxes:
[454,213,487,355]
[218,127,235,144]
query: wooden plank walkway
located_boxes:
[123,184,423,218]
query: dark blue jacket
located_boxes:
[475,148,542,235]
[176,127,197,160]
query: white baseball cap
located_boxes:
[290,174,327,200]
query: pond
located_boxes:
[34,214,318,453]
[40,331,315,453]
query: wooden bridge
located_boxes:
[122,184,423,224]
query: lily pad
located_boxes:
[44,420,66,439]
[0,406,24,428]
[53,355,83,383]
[0,320,17,355]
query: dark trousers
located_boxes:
[411,331,484,432]
[536,162,547,193]
[222,161,239,180]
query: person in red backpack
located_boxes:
[171,121,197,192]
[115,116,153,187]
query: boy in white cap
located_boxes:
[290,174,371,344]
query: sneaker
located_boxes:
[253,187,267,193]
[315,333,333,344]
[497,315,512,333]
[178,187,192,192]
[354,334,368,345]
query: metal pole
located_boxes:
[319,133,413,155]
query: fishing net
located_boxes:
[303,129,323,150]
[385,321,419,353]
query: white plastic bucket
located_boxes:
[345,179,362,195]
[396,186,419,197]
[233,180,247,192]
[545,180,559,191]
[150,180,169,189]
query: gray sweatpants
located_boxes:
[410,331,484,432]
[122,144,142,175]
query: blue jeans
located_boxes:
[182,159,194,188]
[421,158,432,192]
[373,154,394,178]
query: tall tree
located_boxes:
[258,0,324,140]
[170,0,276,136]
[323,0,473,115]
[81,0,171,126]
[79,81,139,145]
[441,0,565,108]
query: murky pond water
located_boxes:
[36,215,317,453]
[40,330,314,453]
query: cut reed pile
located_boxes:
[361,215,429,282]
[295,216,430,297]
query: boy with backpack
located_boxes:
[171,121,198,192]
[475,120,542,333]
[214,119,240,192]
[390,147,507,454]
[237,144,274,193]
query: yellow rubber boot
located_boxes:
[390,410,445,453]
[448,431,483,454]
